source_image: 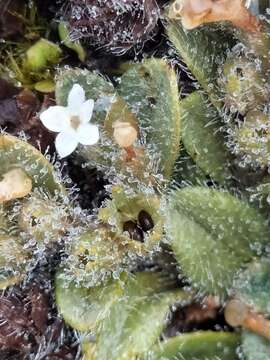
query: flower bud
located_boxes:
[225,299,249,327]
[221,56,268,114]
[168,0,261,33]
[235,110,270,167]
[113,121,138,148]
[0,168,32,203]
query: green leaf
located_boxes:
[24,38,62,72]
[55,271,124,332]
[167,187,269,296]
[172,148,209,186]
[0,135,65,287]
[90,289,191,360]
[146,331,240,360]
[166,21,231,107]
[0,134,62,195]
[0,234,28,290]
[118,58,181,179]
[180,91,231,184]
[242,331,270,360]
[34,79,55,93]
[56,271,182,335]
[58,22,86,62]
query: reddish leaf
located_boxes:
[45,345,78,360]
[65,0,160,52]
[0,296,34,352]
[28,285,49,334]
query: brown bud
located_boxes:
[225,299,270,341]
[224,299,248,327]
[169,0,261,33]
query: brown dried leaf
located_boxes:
[0,296,34,352]
[0,0,24,39]
[65,0,160,52]
[0,79,20,100]
[16,89,40,123]
[0,79,55,152]
[45,345,78,360]
[29,285,49,334]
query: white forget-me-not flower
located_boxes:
[40,84,99,158]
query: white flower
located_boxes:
[40,84,99,158]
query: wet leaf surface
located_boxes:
[167,187,270,297]
[1,1,270,359]
[0,276,80,358]
[64,0,160,53]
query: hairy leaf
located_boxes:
[242,331,270,360]
[0,134,62,194]
[167,21,231,107]
[88,289,191,360]
[146,331,240,359]
[180,91,231,184]
[118,58,181,179]
[167,187,269,296]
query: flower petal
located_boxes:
[79,99,95,124]
[55,131,78,158]
[68,84,85,114]
[40,106,70,132]
[76,124,99,145]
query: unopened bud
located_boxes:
[225,299,248,327]
[225,298,270,341]
[113,121,138,148]
[168,0,261,33]
[0,168,32,203]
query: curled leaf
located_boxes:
[58,22,86,62]
[146,331,240,359]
